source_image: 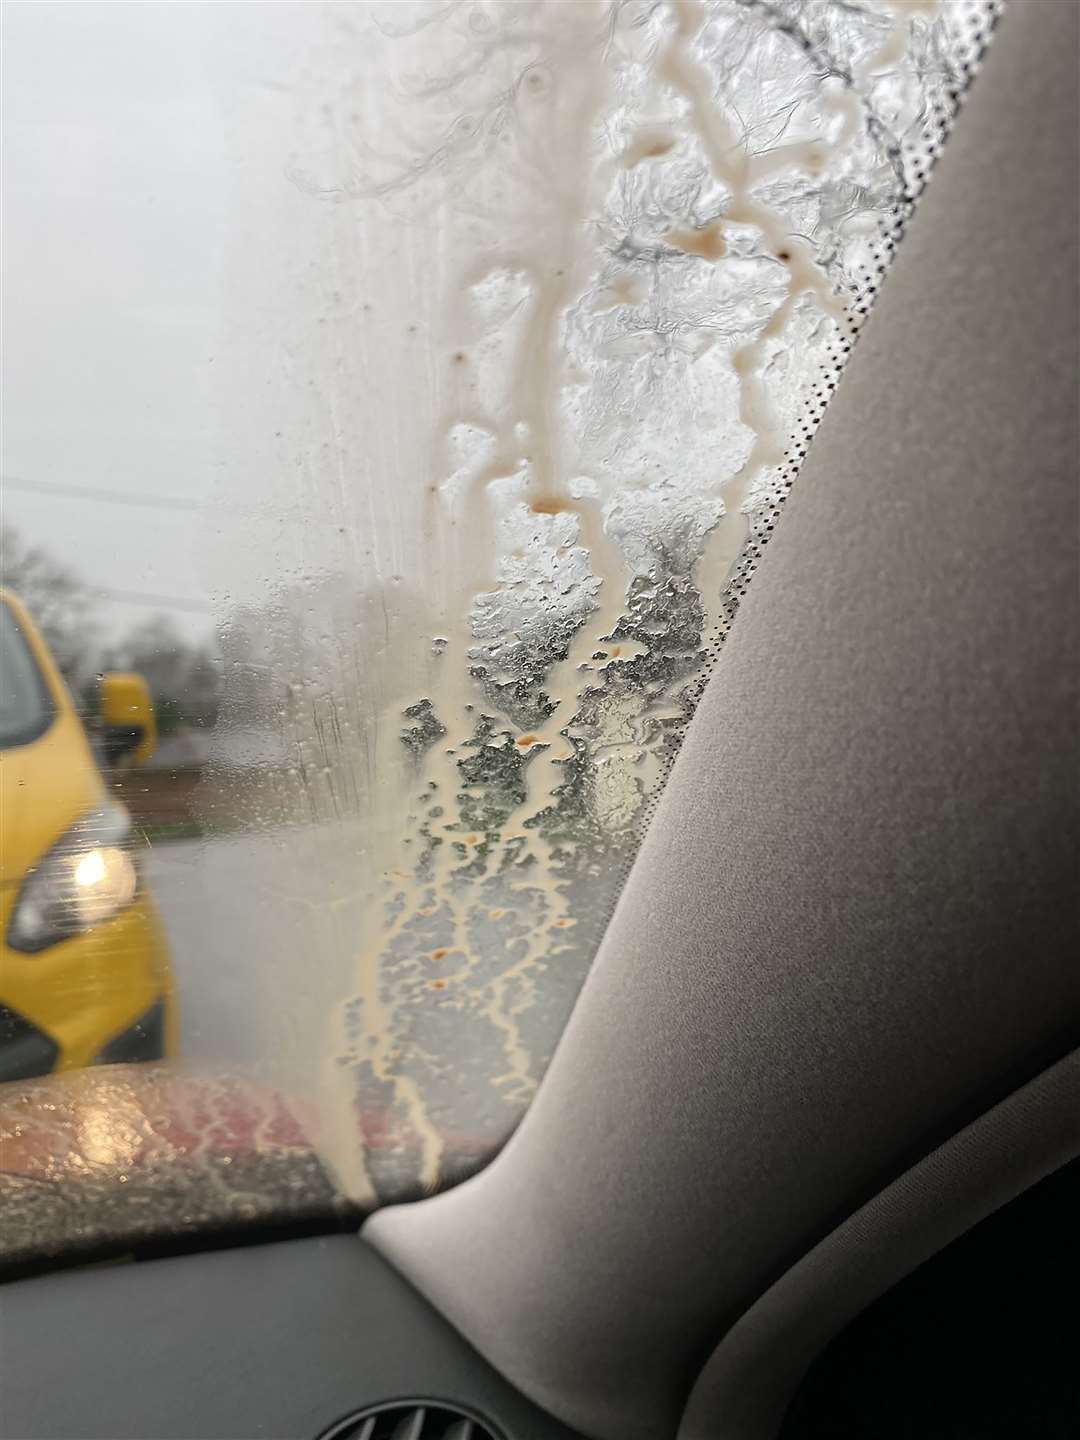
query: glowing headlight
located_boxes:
[7,803,139,953]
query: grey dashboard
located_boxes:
[0,1235,582,1440]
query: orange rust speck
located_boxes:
[667,222,726,261]
[489,908,505,920]
[431,948,450,960]
[554,917,576,928]
[622,131,676,166]
[529,496,570,515]
[516,734,539,748]
[428,979,448,990]
[638,136,673,159]
[464,834,478,844]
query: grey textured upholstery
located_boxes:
[366,3,1080,1437]
[680,1046,1080,1438]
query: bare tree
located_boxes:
[0,525,99,686]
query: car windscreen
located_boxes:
[0,0,998,1273]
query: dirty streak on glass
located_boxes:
[191,0,995,1203]
[0,1,993,1213]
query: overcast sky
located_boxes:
[2,1,613,674]
[2,3,319,645]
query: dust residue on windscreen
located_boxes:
[204,0,996,1203]
[0,1066,350,1275]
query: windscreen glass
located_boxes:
[0,0,996,1252]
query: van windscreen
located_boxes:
[0,603,54,750]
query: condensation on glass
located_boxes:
[201,0,996,1201]
[0,1,997,1214]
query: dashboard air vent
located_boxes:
[318,1401,504,1440]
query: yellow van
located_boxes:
[0,588,175,1081]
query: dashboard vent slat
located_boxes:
[389,1408,426,1440]
[318,1401,499,1440]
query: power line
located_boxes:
[89,586,214,613]
[2,475,218,612]
[1,473,203,512]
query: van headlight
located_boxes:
[7,803,139,953]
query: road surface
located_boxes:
[144,826,371,1100]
